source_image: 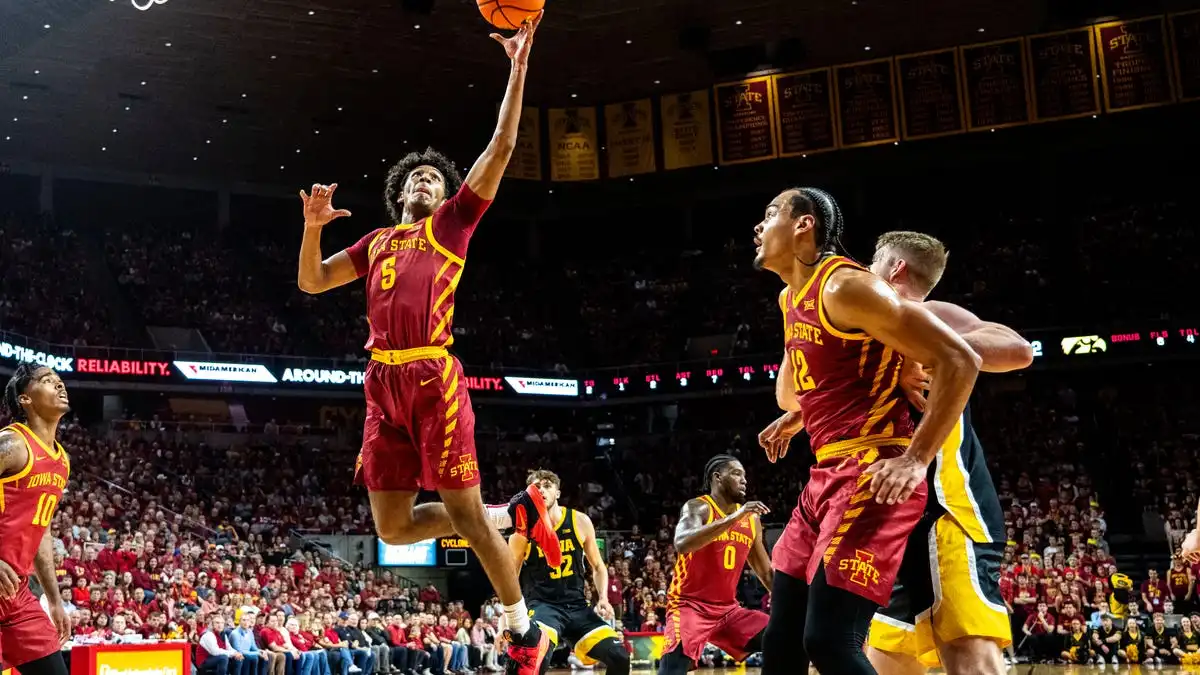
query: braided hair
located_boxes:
[2,363,39,422]
[788,187,846,267]
[702,454,739,492]
[383,147,464,225]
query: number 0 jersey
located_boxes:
[780,255,916,456]
[668,495,759,606]
[344,184,491,354]
[521,508,588,607]
[0,423,70,576]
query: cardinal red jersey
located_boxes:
[668,495,759,606]
[780,255,915,453]
[0,423,70,575]
[345,184,491,353]
[1168,568,1191,599]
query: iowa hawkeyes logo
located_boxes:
[1060,335,1107,355]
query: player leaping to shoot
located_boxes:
[295,13,558,675]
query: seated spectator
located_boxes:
[198,614,246,675]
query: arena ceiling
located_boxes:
[0,0,1188,187]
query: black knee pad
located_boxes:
[587,638,630,675]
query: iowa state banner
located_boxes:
[605,98,656,177]
[659,90,714,170]
[548,107,600,181]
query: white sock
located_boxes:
[486,505,512,530]
[504,598,530,635]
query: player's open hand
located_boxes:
[899,359,930,413]
[864,453,927,505]
[0,559,18,599]
[1183,529,1200,563]
[736,501,771,519]
[300,183,352,229]
[595,600,614,620]
[490,9,542,66]
[758,411,803,463]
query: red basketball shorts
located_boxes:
[0,581,60,667]
[771,441,927,606]
[354,348,480,493]
[661,598,769,665]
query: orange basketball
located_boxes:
[477,0,543,30]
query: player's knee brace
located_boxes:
[587,638,630,675]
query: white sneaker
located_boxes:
[1112,656,1120,665]
[349,667,363,674]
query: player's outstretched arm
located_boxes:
[923,300,1034,373]
[824,269,980,503]
[297,183,358,294]
[464,12,542,201]
[673,499,769,555]
[747,526,773,591]
[577,512,613,616]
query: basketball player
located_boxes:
[507,470,629,675]
[862,231,1034,675]
[294,14,556,673]
[0,365,72,675]
[658,455,773,674]
[752,188,981,675]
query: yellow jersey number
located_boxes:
[790,349,816,392]
[548,556,574,580]
[722,545,738,570]
[31,493,58,527]
[380,256,397,290]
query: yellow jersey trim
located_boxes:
[817,261,870,341]
[369,346,448,366]
[0,425,37,513]
[815,434,910,463]
[423,217,465,267]
[790,255,841,308]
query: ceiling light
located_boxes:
[468,83,474,88]
[101,146,107,151]
[372,69,379,74]
[22,95,27,100]
[571,94,577,98]
[193,156,198,161]
[34,70,40,75]
[308,10,314,15]
[978,28,986,32]
[893,141,899,145]
[625,39,631,44]
[271,55,277,60]
[314,129,320,134]
[124,106,130,111]
[165,42,172,47]
[241,93,247,98]
[295,149,300,153]
[112,128,118,133]
[141,81,147,86]
[222,118,228,124]
[43,24,51,29]
[414,24,420,29]
[427,118,432,122]
[337,107,343,111]
[654,80,661,84]
[735,20,742,25]
[864,45,872,51]
[548,189,553,194]
[629,177,634,182]
[11,117,17,122]
[206,139,211,144]
[281,165,285,170]
[363,174,368,178]
[3,136,8,141]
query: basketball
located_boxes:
[477,0,543,30]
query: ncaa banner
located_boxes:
[604,99,656,178]
[503,106,543,181]
[659,90,714,170]
[548,107,600,181]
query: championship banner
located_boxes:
[1026,28,1101,121]
[959,38,1032,131]
[1095,16,1176,112]
[604,99,656,178]
[771,68,838,157]
[547,107,600,181]
[833,58,899,149]
[503,107,542,181]
[713,76,778,165]
[894,48,965,140]
[659,90,714,170]
[1171,11,1200,101]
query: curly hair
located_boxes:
[383,147,464,225]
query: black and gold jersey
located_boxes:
[520,507,588,606]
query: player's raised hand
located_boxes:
[737,501,771,518]
[300,183,352,229]
[864,454,927,505]
[490,9,542,66]
[0,559,18,598]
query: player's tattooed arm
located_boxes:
[674,499,768,555]
[747,524,773,590]
[922,300,1034,373]
[0,429,28,477]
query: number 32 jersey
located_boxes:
[0,423,70,576]
[780,255,915,454]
